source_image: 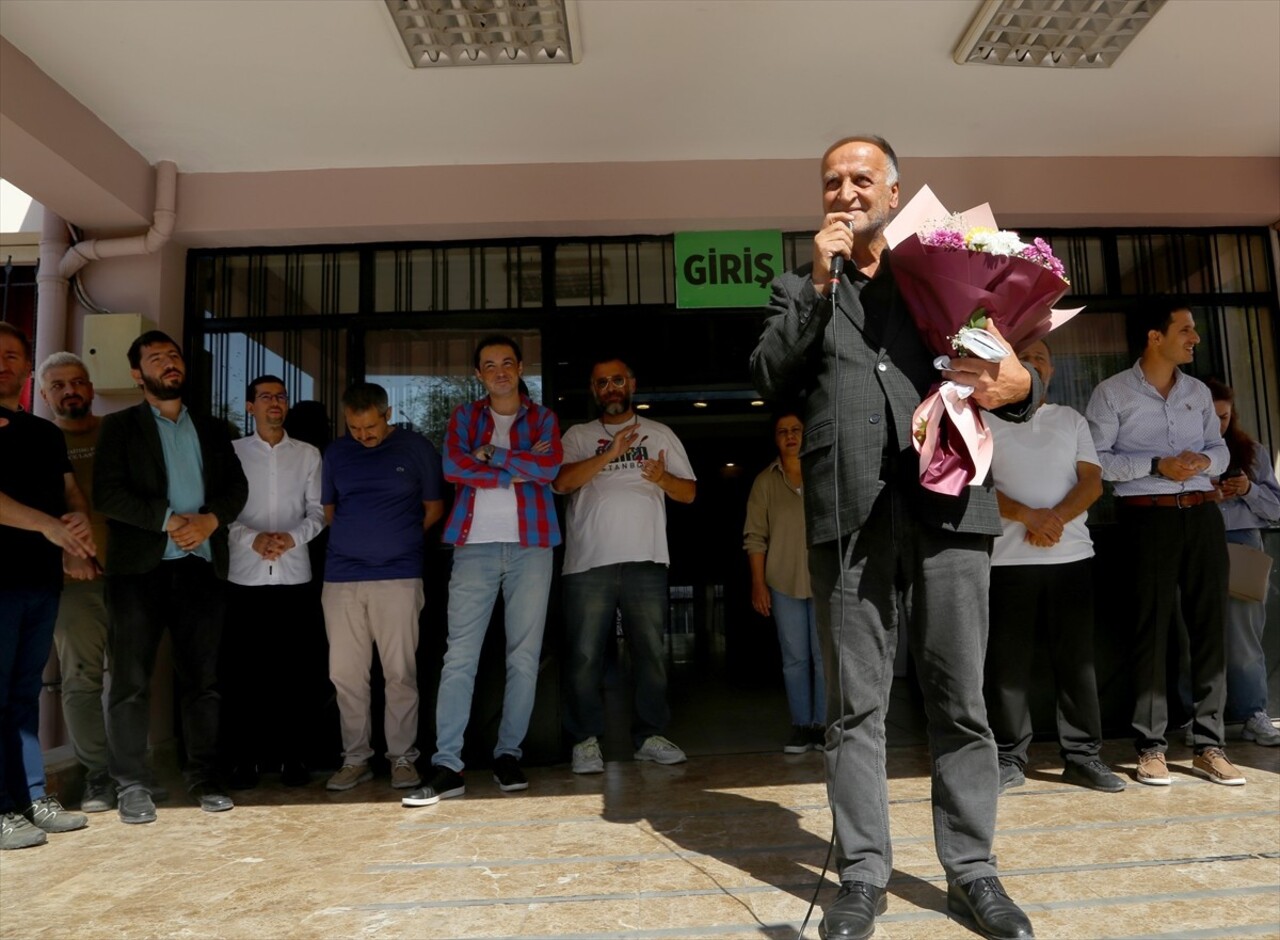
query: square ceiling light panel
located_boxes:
[955,0,1166,68]
[385,0,581,67]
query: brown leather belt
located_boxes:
[1118,492,1209,509]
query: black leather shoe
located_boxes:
[228,763,260,790]
[189,784,234,813]
[818,881,887,940]
[998,761,1025,793]
[1062,759,1126,793]
[118,787,157,825]
[280,760,310,788]
[946,877,1034,939]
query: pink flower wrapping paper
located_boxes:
[882,186,1082,496]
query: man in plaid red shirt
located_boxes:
[404,335,562,806]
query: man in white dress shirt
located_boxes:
[223,375,325,788]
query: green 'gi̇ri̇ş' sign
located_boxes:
[674,230,783,309]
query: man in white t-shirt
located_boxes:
[554,357,696,774]
[984,340,1125,794]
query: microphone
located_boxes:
[828,221,853,289]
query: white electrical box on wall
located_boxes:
[82,313,153,392]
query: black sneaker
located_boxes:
[280,760,310,788]
[998,760,1025,793]
[1063,758,1126,792]
[228,763,260,790]
[401,766,465,807]
[810,724,827,750]
[493,754,529,792]
[80,771,115,813]
[783,726,812,754]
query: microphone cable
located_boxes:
[797,242,852,940]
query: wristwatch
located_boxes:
[1150,457,1162,477]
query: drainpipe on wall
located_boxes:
[32,160,178,418]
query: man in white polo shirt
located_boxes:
[983,340,1124,795]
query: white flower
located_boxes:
[965,229,1028,257]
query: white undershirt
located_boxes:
[465,408,520,544]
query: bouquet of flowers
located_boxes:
[883,186,1082,496]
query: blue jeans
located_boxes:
[562,562,670,748]
[771,589,824,727]
[432,543,552,771]
[0,587,59,813]
[1225,528,1269,721]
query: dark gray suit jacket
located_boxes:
[749,252,1039,546]
[94,401,248,579]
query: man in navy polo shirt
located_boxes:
[321,383,444,792]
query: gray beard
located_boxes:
[55,402,91,420]
[599,396,630,416]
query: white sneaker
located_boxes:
[633,735,686,765]
[572,737,604,774]
[1243,712,1280,747]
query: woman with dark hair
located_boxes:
[744,411,824,753]
[1206,378,1280,746]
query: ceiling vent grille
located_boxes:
[955,0,1166,68]
[385,0,580,68]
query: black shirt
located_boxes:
[0,406,72,589]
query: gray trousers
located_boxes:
[810,485,999,888]
[53,579,110,775]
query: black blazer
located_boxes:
[750,252,1039,545]
[94,401,248,579]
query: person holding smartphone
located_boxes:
[1207,379,1280,747]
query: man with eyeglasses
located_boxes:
[554,356,696,774]
[221,375,326,789]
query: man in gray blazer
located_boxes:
[751,136,1039,940]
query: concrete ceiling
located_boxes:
[1,0,1278,176]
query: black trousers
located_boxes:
[985,559,1102,767]
[220,582,320,768]
[106,557,225,791]
[1118,501,1228,753]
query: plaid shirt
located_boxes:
[442,395,562,547]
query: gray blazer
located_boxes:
[749,252,1039,546]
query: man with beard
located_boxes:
[94,331,248,823]
[223,375,326,789]
[750,136,1038,940]
[37,353,115,812]
[554,356,696,774]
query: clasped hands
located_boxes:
[166,512,219,552]
[48,511,99,580]
[1021,507,1065,548]
[251,530,297,560]
[1154,451,1211,483]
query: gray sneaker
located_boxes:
[1,812,47,850]
[572,737,604,774]
[23,796,88,833]
[633,735,686,765]
[326,764,373,791]
[81,772,116,813]
[1243,712,1280,747]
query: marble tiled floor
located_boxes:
[2,736,1277,940]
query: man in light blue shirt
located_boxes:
[95,331,248,823]
[1087,303,1241,788]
